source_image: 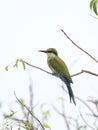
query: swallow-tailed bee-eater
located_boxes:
[39,48,76,105]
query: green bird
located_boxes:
[39,48,76,105]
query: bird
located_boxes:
[39,48,76,105]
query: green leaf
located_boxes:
[78,125,87,130]
[5,65,9,71]
[43,110,50,120]
[40,103,47,109]
[13,59,26,70]
[43,123,51,130]
[20,59,26,70]
[23,121,31,129]
[19,98,24,104]
[90,0,98,15]
[5,58,26,72]
[4,110,16,119]
[90,0,94,10]
[93,2,98,15]
[57,96,64,101]
[17,128,21,130]
[13,59,19,68]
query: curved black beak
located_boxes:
[38,50,47,53]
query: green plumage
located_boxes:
[47,56,73,84]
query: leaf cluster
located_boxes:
[90,0,98,16]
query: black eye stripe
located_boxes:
[47,51,57,55]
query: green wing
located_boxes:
[47,56,73,83]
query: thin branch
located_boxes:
[52,105,63,116]
[61,85,97,116]
[24,61,52,75]
[86,113,98,118]
[60,29,98,64]
[29,85,33,111]
[10,117,35,130]
[61,102,70,130]
[52,101,79,129]
[79,109,96,130]
[67,117,79,130]
[14,92,45,130]
[71,69,98,77]
[52,105,70,130]
[24,61,98,78]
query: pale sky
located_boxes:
[0,0,98,129]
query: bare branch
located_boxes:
[52,104,70,130]
[86,113,98,118]
[71,69,98,77]
[61,29,98,64]
[10,117,36,130]
[29,85,33,111]
[52,105,63,116]
[24,61,52,75]
[61,85,97,116]
[52,99,79,130]
[14,92,45,130]
[24,61,98,78]
[79,110,96,130]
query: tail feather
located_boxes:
[67,84,76,105]
[60,76,76,105]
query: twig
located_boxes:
[29,85,33,111]
[71,69,98,77]
[52,103,79,129]
[61,97,70,130]
[24,61,52,75]
[14,92,45,130]
[67,116,79,130]
[28,82,34,125]
[86,113,98,118]
[10,117,36,130]
[10,117,27,124]
[24,61,98,78]
[52,105,70,130]
[61,85,97,116]
[52,105,63,116]
[61,29,98,64]
[79,109,96,130]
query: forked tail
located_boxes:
[67,84,76,105]
[60,76,76,105]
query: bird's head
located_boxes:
[39,48,58,57]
